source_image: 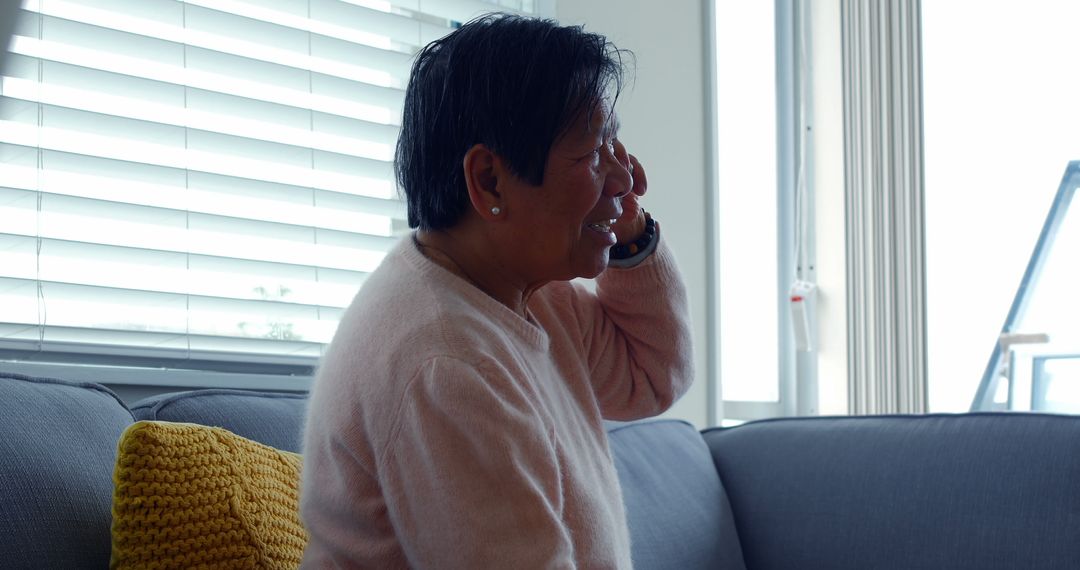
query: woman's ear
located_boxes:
[462,144,504,221]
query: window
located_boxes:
[715,0,809,424]
[922,0,1080,412]
[0,0,540,386]
[714,0,780,412]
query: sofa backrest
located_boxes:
[130,389,308,453]
[0,372,134,570]
[0,376,748,569]
[704,413,1080,570]
[608,419,746,570]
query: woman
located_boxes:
[301,14,692,569]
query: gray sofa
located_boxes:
[3,370,1079,569]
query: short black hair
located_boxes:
[394,14,631,230]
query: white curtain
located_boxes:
[840,0,928,414]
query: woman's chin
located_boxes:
[575,253,611,280]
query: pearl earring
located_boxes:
[491,207,501,215]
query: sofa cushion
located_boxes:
[607,420,746,570]
[0,371,134,570]
[130,389,307,453]
[111,420,307,569]
[704,413,1080,570]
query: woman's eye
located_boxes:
[583,139,613,162]
[590,140,614,157]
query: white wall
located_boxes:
[555,0,712,428]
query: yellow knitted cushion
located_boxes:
[110,420,308,569]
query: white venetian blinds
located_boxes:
[0,0,537,373]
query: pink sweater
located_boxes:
[300,235,692,569]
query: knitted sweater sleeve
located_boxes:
[570,237,694,420]
[378,356,576,569]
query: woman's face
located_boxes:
[500,105,633,282]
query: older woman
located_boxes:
[301,14,692,569]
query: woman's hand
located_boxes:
[611,139,648,245]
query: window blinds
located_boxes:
[0,0,537,374]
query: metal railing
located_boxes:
[971,161,1080,411]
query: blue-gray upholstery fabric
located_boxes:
[0,372,134,570]
[130,389,307,452]
[608,420,746,570]
[704,413,1080,570]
